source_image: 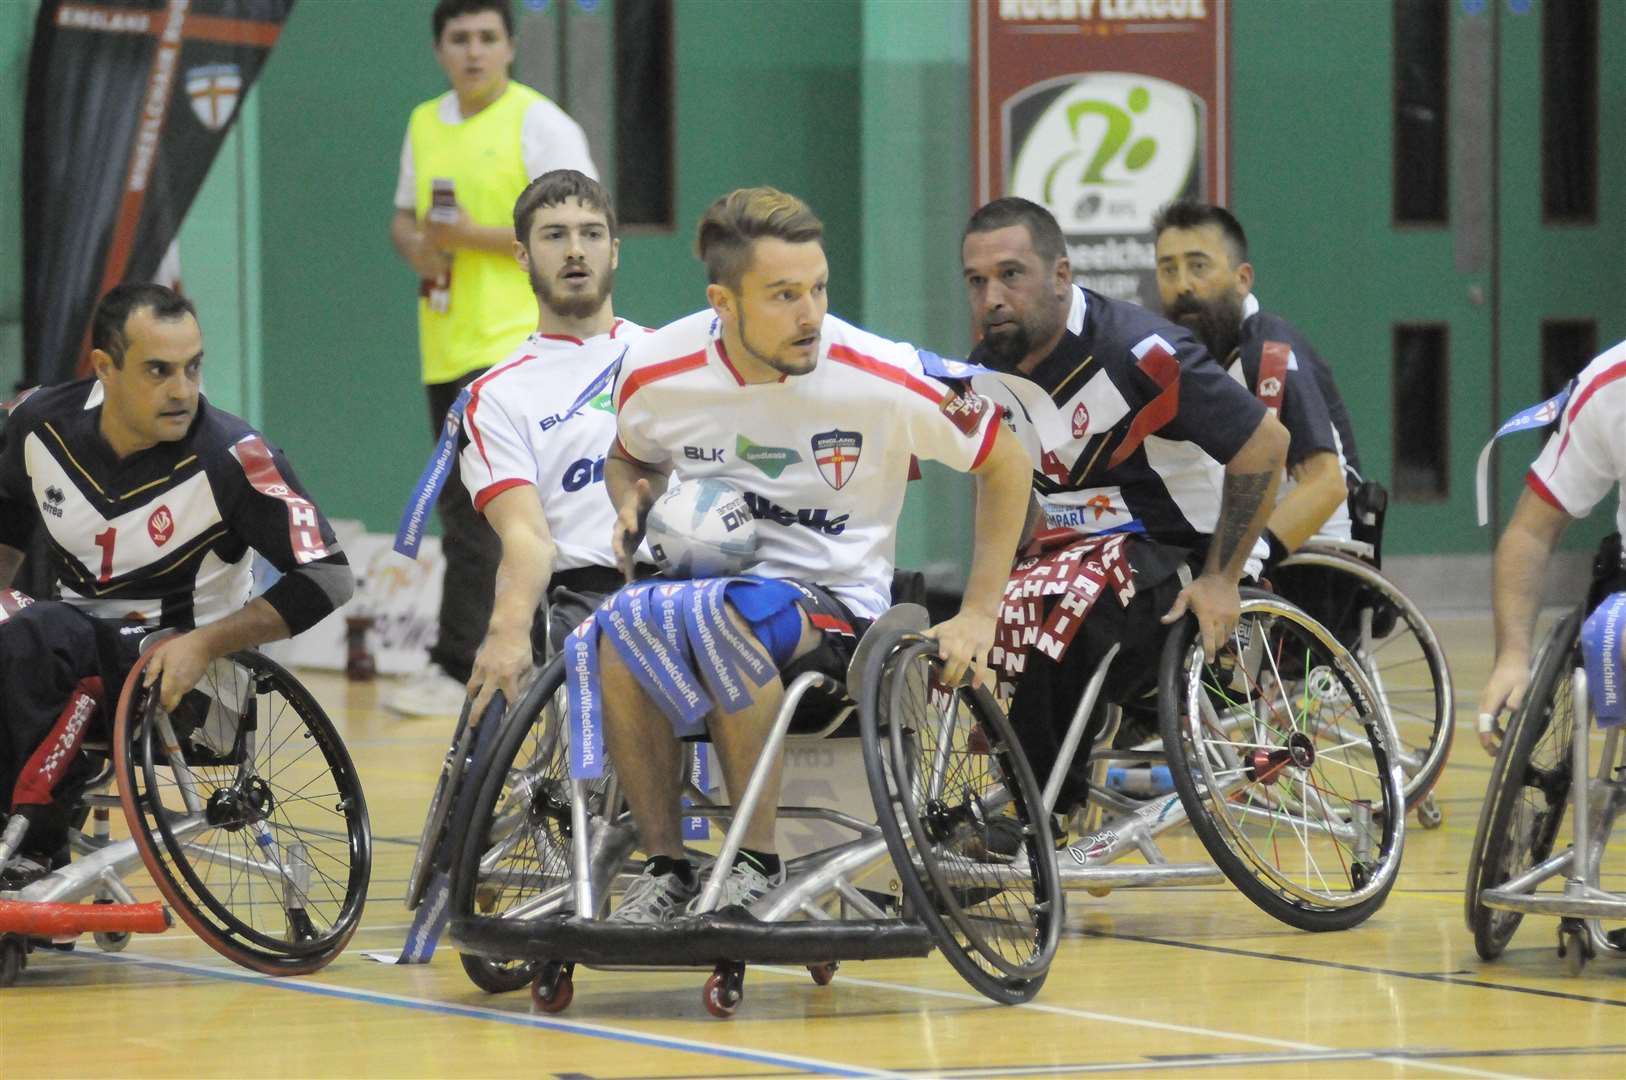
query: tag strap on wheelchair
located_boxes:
[562,577,792,779]
[1474,383,1572,528]
[1582,592,1626,728]
[991,533,1134,702]
[393,386,473,559]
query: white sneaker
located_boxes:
[609,864,699,924]
[383,665,468,717]
[691,856,786,913]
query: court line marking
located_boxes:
[1081,928,1626,1008]
[753,966,1525,1080]
[66,951,908,1080]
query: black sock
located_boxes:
[645,855,696,887]
[737,848,782,877]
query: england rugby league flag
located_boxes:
[23,0,295,387]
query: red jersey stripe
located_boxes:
[1525,469,1566,513]
[970,408,1001,470]
[809,613,853,635]
[234,435,331,565]
[616,350,708,409]
[828,344,945,404]
[473,477,534,514]
[1554,358,1626,463]
[465,352,538,471]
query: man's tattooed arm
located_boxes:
[1203,415,1290,580]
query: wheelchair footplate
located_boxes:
[0,900,172,987]
[451,910,934,1018]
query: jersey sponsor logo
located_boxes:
[1041,489,1134,532]
[939,390,990,436]
[562,455,607,492]
[147,505,175,547]
[42,485,65,518]
[1257,376,1282,400]
[234,435,332,566]
[811,429,863,490]
[538,391,613,433]
[683,446,724,463]
[740,491,849,536]
[736,435,802,478]
[1071,402,1090,439]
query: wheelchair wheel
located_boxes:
[1275,549,1453,810]
[1464,610,1581,961]
[404,699,477,912]
[1159,596,1405,931]
[447,658,576,990]
[114,648,371,975]
[859,628,1062,1005]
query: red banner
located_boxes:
[971,0,1230,308]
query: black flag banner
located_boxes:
[23,0,295,387]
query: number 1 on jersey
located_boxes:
[94,526,116,583]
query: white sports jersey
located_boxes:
[1527,341,1626,537]
[461,319,647,571]
[613,311,1000,619]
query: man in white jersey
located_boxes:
[1478,342,1626,753]
[596,187,1032,921]
[458,170,650,716]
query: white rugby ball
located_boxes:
[645,477,758,578]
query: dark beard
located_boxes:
[977,322,1035,371]
[532,264,614,320]
[1166,292,1244,362]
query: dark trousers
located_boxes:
[426,373,500,683]
[0,602,148,856]
[1005,571,1187,817]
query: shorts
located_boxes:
[763,579,870,733]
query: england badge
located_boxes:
[811,429,862,490]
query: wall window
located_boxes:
[614,0,674,229]
[1393,324,1449,501]
[1540,319,1596,399]
[1542,0,1598,223]
[1393,0,1449,225]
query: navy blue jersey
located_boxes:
[0,380,350,635]
[972,285,1267,554]
[1232,305,1363,480]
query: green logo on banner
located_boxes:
[588,391,614,413]
[737,435,801,478]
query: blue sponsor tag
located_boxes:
[564,619,603,779]
[1475,383,1573,527]
[562,347,627,420]
[394,386,472,558]
[682,743,710,840]
[1581,592,1626,729]
[916,349,1000,382]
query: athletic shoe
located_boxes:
[691,855,786,913]
[383,665,468,718]
[608,864,699,924]
[950,815,1026,863]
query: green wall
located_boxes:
[0,0,39,399]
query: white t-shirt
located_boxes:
[613,310,1001,619]
[460,320,646,572]
[1527,340,1626,537]
[393,92,597,211]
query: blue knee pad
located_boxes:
[725,578,804,667]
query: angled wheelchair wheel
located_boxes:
[448,658,585,990]
[1159,596,1405,931]
[114,648,370,975]
[404,698,478,912]
[1275,549,1454,810]
[859,628,1062,1005]
[1465,610,1581,961]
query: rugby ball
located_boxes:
[645,477,758,578]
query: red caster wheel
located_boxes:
[530,961,574,1014]
[807,961,839,986]
[703,963,745,1018]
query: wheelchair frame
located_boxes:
[1470,611,1626,975]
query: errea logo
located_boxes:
[42,486,65,518]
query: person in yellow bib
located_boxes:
[388,0,597,716]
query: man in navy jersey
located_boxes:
[961,198,1288,822]
[0,284,352,886]
[1153,200,1363,556]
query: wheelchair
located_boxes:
[441,602,1065,1017]
[0,640,372,985]
[1045,589,1409,932]
[1271,482,1455,827]
[1465,555,1626,975]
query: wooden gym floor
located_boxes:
[1,614,1622,1079]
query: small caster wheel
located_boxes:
[0,937,26,987]
[530,961,574,1013]
[94,932,131,953]
[704,962,745,1018]
[1416,796,1444,830]
[1558,920,1592,977]
[807,961,839,986]
[1084,885,1114,898]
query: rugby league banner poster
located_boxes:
[23,0,295,387]
[972,0,1230,309]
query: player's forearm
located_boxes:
[1204,413,1288,579]
[604,446,669,512]
[488,528,555,637]
[459,223,519,254]
[190,597,292,658]
[0,544,23,589]
[1268,452,1347,551]
[1491,491,1570,660]
[962,430,1032,617]
[389,209,422,265]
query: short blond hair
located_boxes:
[694,187,824,290]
